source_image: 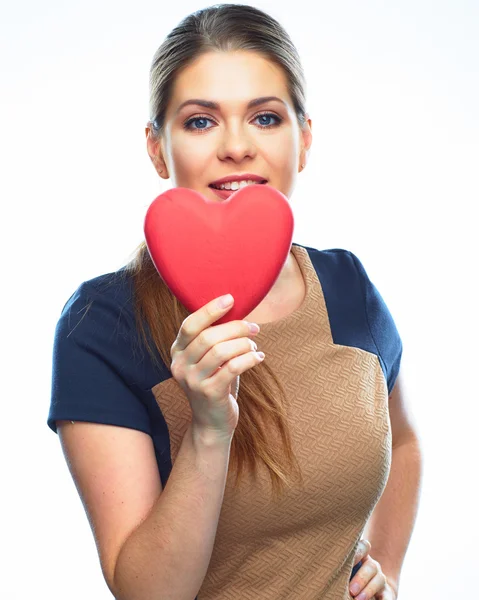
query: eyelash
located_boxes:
[183,111,283,133]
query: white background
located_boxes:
[2,0,477,597]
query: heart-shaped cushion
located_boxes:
[143,184,294,325]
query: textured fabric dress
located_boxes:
[48,242,402,599]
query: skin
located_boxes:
[145,49,313,319]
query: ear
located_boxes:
[145,123,168,178]
[299,114,313,171]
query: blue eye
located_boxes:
[185,117,210,130]
[183,112,283,132]
[256,113,279,127]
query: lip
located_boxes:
[209,173,267,187]
[209,181,267,201]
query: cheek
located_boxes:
[264,131,297,168]
[266,151,296,185]
[171,141,212,180]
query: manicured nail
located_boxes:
[247,322,260,334]
[356,592,367,600]
[350,583,361,595]
[218,294,234,308]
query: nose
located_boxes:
[217,122,256,163]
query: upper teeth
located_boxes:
[213,180,263,190]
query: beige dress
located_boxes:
[151,244,394,599]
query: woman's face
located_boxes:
[146,50,312,202]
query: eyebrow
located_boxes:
[175,96,287,115]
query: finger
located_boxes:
[203,348,265,394]
[355,539,371,562]
[186,319,259,366]
[351,570,387,600]
[173,294,235,353]
[349,556,379,598]
[196,337,258,379]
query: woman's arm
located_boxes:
[113,423,232,600]
[59,417,232,600]
[362,374,423,593]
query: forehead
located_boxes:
[169,50,292,112]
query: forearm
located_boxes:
[363,437,423,592]
[113,423,232,600]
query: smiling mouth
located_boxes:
[209,181,267,190]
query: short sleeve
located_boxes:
[47,281,152,435]
[349,252,403,394]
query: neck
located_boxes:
[270,246,297,294]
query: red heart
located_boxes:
[144,184,294,325]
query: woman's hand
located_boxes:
[170,293,264,442]
[349,539,398,600]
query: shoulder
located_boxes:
[48,267,169,435]
[53,265,168,386]
[295,242,382,291]
[296,243,357,264]
[295,243,363,291]
[60,267,135,327]
[295,243,402,394]
[53,268,138,384]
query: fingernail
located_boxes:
[247,322,260,334]
[350,583,361,595]
[356,593,367,600]
[218,294,234,308]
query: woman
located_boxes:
[48,4,419,599]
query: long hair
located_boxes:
[124,4,309,502]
